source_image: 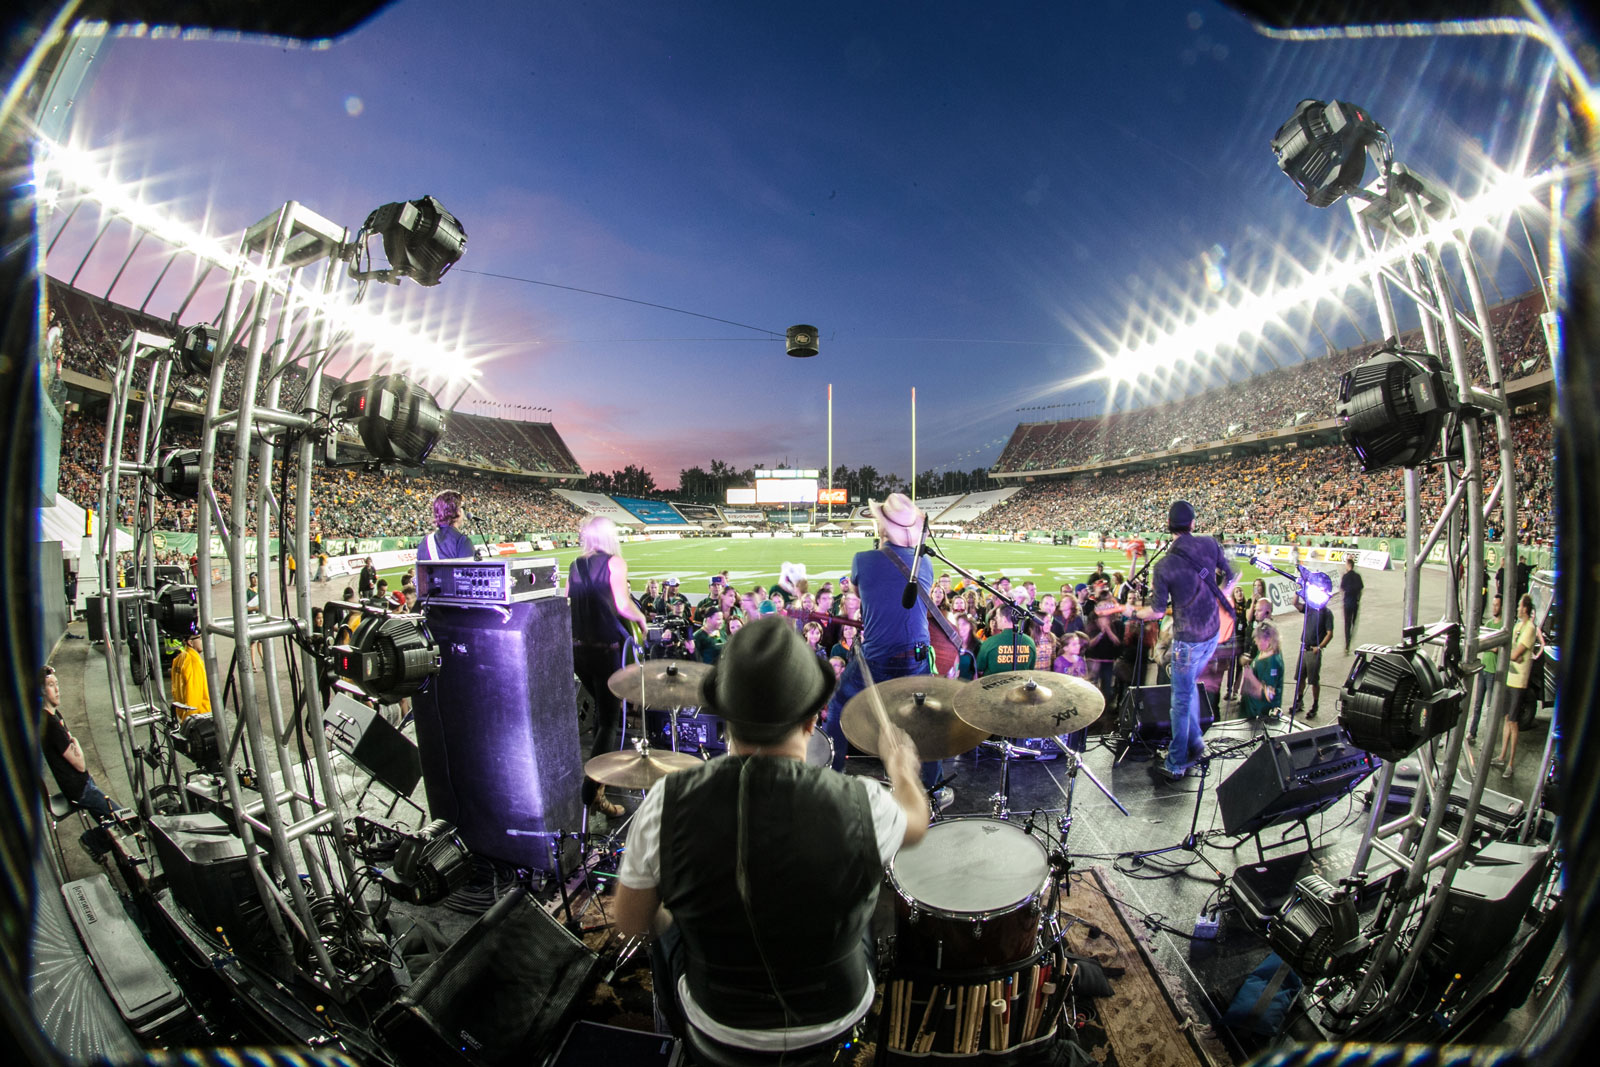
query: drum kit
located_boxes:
[583,661,1130,1057]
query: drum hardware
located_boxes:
[1121,752,1229,883]
[953,671,1104,819]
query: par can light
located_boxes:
[350,196,466,287]
[153,582,200,639]
[1338,642,1463,762]
[328,374,445,466]
[156,448,202,500]
[786,325,819,357]
[1271,98,1387,209]
[1268,875,1368,979]
[172,323,222,378]
[331,611,441,705]
[1336,346,1456,473]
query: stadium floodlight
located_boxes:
[1338,637,1464,762]
[172,322,222,377]
[328,374,446,466]
[156,448,202,500]
[1336,345,1457,472]
[1268,875,1369,978]
[331,611,441,705]
[348,196,467,287]
[152,582,200,639]
[786,324,819,357]
[1271,99,1388,209]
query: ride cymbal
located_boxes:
[607,659,713,708]
[952,670,1104,738]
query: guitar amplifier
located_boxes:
[418,558,558,606]
[1217,725,1380,836]
[323,691,423,797]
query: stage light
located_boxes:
[387,819,472,905]
[156,448,202,500]
[349,196,467,287]
[1302,568,1333,610]
[330,611,441,705]
[1336,346,1457,472]
[1271,99,1387,209]
[328,374,446,466]
[786,324,819,358]
[172,322,222,378]
[153,583,200,639]
[1338,641,1464,762]
[173,714,221,770]
[1268,875,1368,978]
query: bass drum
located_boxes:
[888,817,1054,975]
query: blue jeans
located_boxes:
[1469,672,1499,737]
[826,650,943,787]
[1166,633,1220,775]
[75,775,122,856]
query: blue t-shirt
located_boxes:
[417,525,476,561]
[852,546,933,660]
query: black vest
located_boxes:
[568,552,627,645]
[659,756,880,1029]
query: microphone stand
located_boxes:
[1250,556,1320,730]
[900,516,931,610]
[920,537,1046,633]
[1116,540,1170,760]
[465,512,488,561]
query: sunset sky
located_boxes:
[46,3,1556,486]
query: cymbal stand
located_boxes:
[1045,740,1130,895]
[990,743,1019,819]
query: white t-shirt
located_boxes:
[618,767,907,1052]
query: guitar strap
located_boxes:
[877,546,960,666]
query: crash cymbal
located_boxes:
[841,676,989,761]
[584,747,704,789]
[607,659,713,708]
[953,670,1104,738]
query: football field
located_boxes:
[375,537,1274,596]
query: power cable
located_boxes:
[455,269,782,336]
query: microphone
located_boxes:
[901,516,930,610]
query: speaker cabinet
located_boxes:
[1217,724,1379,836]
[323,691,422,796]
[377,887,600,1067]
[1429,841,1549,973]
[1118,683,1213,740]
[412,598,583,871]
[148,812,262,939]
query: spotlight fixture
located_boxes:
[156,448,202,500]
[152,582,200,639]
[328,374,446,466]
[786,324,819,358]
[1268,875,1368,978]
[330,611,441,705]
[1339,638,1464,762]
[173,714,221,771]
[386,819,472,905]
[1335,346,1456,473]
[1301,567,1333,610]
[1271,98,1388,208]
[172,323,222,378]
[348,196,467,287]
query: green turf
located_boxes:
[373,538,1270,597]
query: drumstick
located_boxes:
[970,984,986,1053]
[913,984,940,1052]
[954,987,965,1051]
[990,1000,1005,1051]
[853,653,901,758]
[896,979,909,1049]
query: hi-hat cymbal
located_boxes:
[953,670,1104,738]
[584,747,704,789]
[841,676,989,761]
[607,660,713,708]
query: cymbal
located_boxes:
[953,670,1104,738]
[584,747,704,789]
[841,676,989,761]
[607,660,713,707]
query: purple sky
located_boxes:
[50,3,1555,486]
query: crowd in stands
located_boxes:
[979,414,1554,543]
[995,292,1550,473]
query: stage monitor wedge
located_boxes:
[1217,724,1380,836]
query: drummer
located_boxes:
[615,618,929,1056]
[822,493,952,809]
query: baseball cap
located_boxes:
[665,576,680,586]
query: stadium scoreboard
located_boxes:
[729,469,823,506]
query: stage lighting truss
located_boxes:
[1272,102,1524,1032]
[94,328,188,824]
[330,608,442,706]
[347,196,467,287]
[1336,345,1459,473]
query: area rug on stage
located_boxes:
[1060,866,1234,1067]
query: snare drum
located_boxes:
[805,728,835,768]
[888,817,1054,974]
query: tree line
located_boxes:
[583,461,995,504]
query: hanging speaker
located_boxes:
[786,324,819,357]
